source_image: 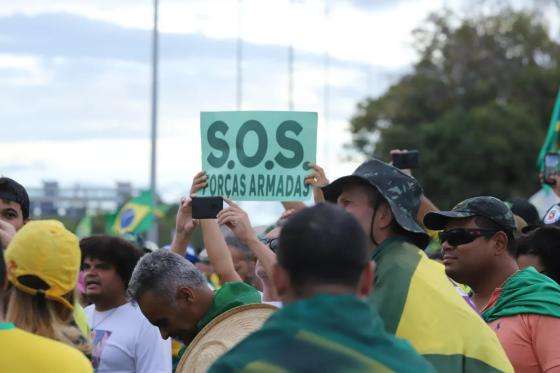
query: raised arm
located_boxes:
[200,219,242,283]
[170,171,208,256]
[170,197,198,256]
[217,198,277,282]
[304,163,329,204]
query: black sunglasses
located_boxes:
[439,228,499,246]
[260,237,279,252]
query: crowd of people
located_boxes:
[1,151,560,372]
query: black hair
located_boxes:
[80,235,143,288]
[277,203,369,292]
[515,226,560,284]
[0,177,30,220]
[0,251,6,292]
[474,216,515,256]
[224,235,253,261]
[510,199,540,226]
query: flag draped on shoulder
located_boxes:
[537,89,560,170]
[370,237,513,373]
[112,190,155,235]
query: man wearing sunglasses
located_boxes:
[322,159,512,373]
[424,196,560,373]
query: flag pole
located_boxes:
[148,0,159,244]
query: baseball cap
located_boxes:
[322,158,429,248]
[5,220,81,310]
[424,196,516,232]
[0,177,30,219]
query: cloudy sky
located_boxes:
[2,0,554,224]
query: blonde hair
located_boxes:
[5,287,91,356]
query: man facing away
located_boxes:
[424,196,560,373]
[321,159,513,372]
[210,203,435,373]
[80,235,171,372]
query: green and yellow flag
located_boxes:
[537,89,560,170]
[370,237,513,373]
[112,190,155,235]
[75,215,92,239]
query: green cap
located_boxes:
[424,196,516,231]
[322,158,429,248]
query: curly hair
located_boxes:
[79,235,143,288]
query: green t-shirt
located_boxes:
[174,282,261,371]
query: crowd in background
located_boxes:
[1,151,560,372]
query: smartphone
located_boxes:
[544,153,560,185]
[392,150,419,169]
[192,197,224,219]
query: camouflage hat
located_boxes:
[322,159,429,247]
[423,196,516,231]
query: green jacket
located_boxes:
[210,293,435,373]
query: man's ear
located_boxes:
[358,261,376,297]
[177,286,196,304]
[272,264,289,300]
[493,231,509,256]
[376,202,393,230]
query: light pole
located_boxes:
[148,0,159,244]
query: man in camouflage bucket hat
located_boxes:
[424,196,560,373]
[322,160,513,373]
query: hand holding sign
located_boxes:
[200,111,317,201]
[190,171,208,195]
[304,163,329,188]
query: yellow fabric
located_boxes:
[395,253,513,372]
[5,220,81,310]
[0,325,92,372]
[73,303,91,338]
[295,330,392,373]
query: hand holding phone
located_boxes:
[192,197,224,219]
[544,153,560,186]
[391,150,419,170]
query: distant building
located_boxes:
[27,181,137,218]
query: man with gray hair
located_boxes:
[128,250,261,346]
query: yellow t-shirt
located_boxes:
[0,322,92,373]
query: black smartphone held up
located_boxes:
[392,150,419,169]
[544,153,560,185]
[192,196,224,219]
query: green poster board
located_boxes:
[200,111,317,201]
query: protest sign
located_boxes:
[200,111,317,201]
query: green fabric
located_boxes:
[196,281,261,331]
[482,266,560,322]
[370,235,419,334]
[209,294,435,373]
[174,282,261,373]
[0,322,15,331]
[423,354,506,373]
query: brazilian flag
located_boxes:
[75,215,92,238]
[537,88,560,170]
[112,190,155,235]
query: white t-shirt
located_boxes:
[85,302,171,373]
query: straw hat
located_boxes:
[176,303,277,373]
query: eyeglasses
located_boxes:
[260,237,279,252]
[439,228,499,246]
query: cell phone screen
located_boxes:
[192,197,224,219]
[544,153,560,185]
